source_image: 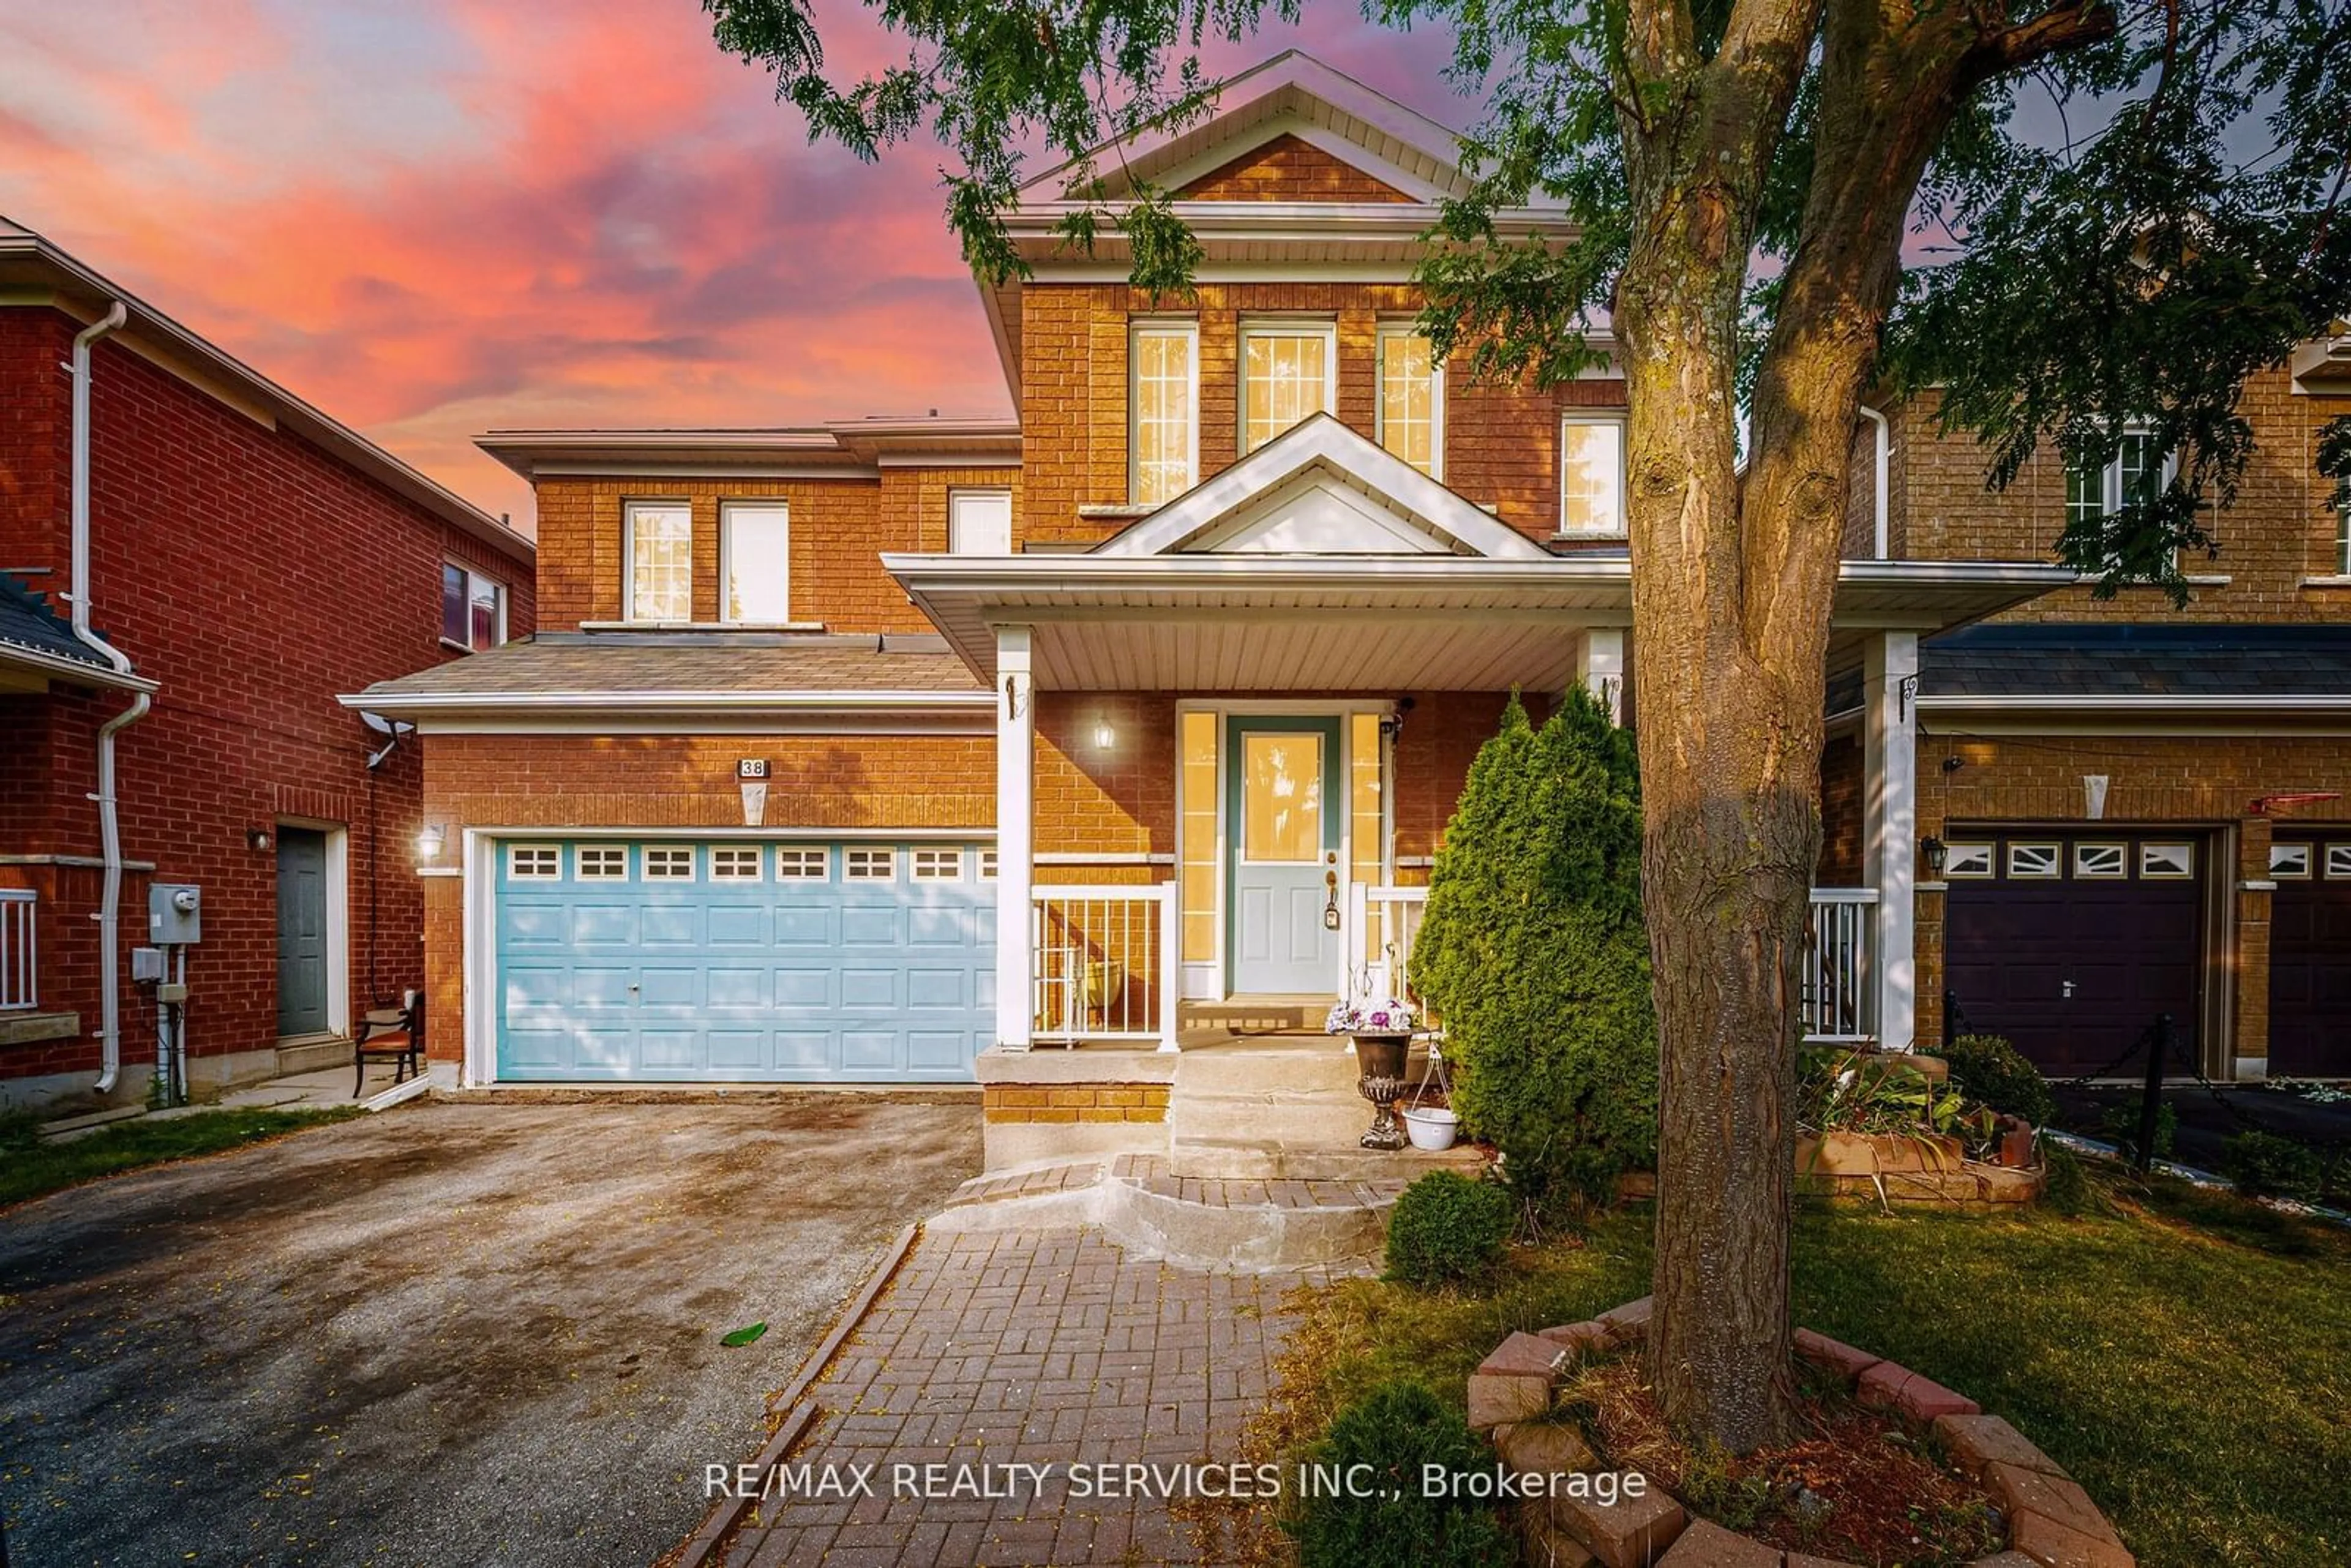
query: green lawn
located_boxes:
[1271,1182,2350,1567]
[0,1106,364,1210]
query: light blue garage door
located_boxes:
[495,839,996,1082]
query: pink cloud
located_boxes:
[0,2,1464,527]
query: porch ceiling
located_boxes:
[882,555,2078,692]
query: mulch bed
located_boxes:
[1567,1359,2004,1566]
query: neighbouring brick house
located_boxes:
[0,218,536,1108]
[354,50,2091,1165]
[1812,350,2351,1081]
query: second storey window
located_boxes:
[1131,320,1198,506]
[625,501,692,621]
[1377,328,1441,478]
[2064,430,2166,527]
[1559,414,1627,538]
[721,502,790,623]
[949,488,1013,554]
[440,563,504,651]
[1240,318,1337,454]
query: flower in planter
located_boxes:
[1325,996,1420,1035]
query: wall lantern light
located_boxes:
[1920,835,1948,876]
[416,824,446,863]
[1093,720,1117,751]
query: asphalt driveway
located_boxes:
[0,1098,980,1567]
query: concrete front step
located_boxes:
[1167,1136,1486,1182]
[1169,1094,1379,1149]
[1174,1040,1438,1095]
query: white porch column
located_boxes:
[1863,631,1919,1051]
[1576,628,1627,722]
[994,625,1035,1051]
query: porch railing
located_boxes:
[1804,887,1878,1044]
[0,889,34,1011]
[1351,884,1429,1006]
[1030,883,1179,1048]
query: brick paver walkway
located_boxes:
[718,1227,1343,1566]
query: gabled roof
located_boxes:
[0,217,530,565]
[1020,51,1474,204]
[1092,414,1551,561]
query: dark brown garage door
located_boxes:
[1943,830,2205,1078]
[2268,835,2351,1079]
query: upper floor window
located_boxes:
[2063,429,2170,528]
[1130,321,1198,506]
[949,488,1013,554]
[721,501,790,623]
[625,501,692,621]
[1559,414,1627,538]
[2334,483,2350,575]
[1378,328,1442,479]
[1240,318,1337,454]
[440,563,504,651]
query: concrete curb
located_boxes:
[670,1220,923,1568]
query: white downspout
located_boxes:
[67,301,144,1095]
[1858,404,1891,560]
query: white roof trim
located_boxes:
[1020,51,1471,201]
[1146,114,1444,203]
[1093,414,1551,561]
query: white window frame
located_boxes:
[576,844,629,882]
[507,844,561,880]
[719,500,792,625]
[2072,842,2128,880]
[2269,842,2312,880]
[2063,427,2179,528]
[1128,318,1200,506]
[774,846,830,880]
[911,847,963,882]
[1374,324,1444,481]
[1237,317,1339,456]
[440,561,506,653]
[1558,413,1629,539]
[1941,841,1995,879]
[846,847,897,882]
[979,849,999,881]
[623,500,694,623]
[643,846,696,881]
[948,487,1014,555]
[2006,841,2061,880]
[2138,842,2195,880]
[711,846,764,882]
[2336,489,2350,576]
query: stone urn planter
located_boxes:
[1351,1032,1412,1150]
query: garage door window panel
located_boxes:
[645,847,696,880]
[847,848,897,881]
[2007,842,2061,879]
[776,847,830,880]
[912,848,962,881]
[712,847,763,881]
[2073,842,2127,879]
[577,846,629,880]
[1941,842,1994,879]
[2327,843,2351,879]
[2139,842,2194,879]
[509,845,561,880]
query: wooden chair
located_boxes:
[354,989,424,1096]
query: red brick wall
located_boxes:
[1176,136,1414,203]
[1016,282,1625,544]
[0,306,534,1086]
[1817,730,1864,885]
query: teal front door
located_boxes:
[1226,716,1341,994]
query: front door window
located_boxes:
[1228,717,1341,994]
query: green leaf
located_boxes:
[721,1321,768,1348]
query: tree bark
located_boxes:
[1618,0,2115,1455]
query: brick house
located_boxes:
[0,218,536,1108]
[1817,347,2351,1082]
[353,51,2094,1166]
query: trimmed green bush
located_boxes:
[1940,1033,2056,1127]
[1286,1380,1515,1568]
[1385,1171,1515,1286]
[1410,689,1657,1214]
[2221,1130,2326,1202]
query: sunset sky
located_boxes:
[0,2,1463,530]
